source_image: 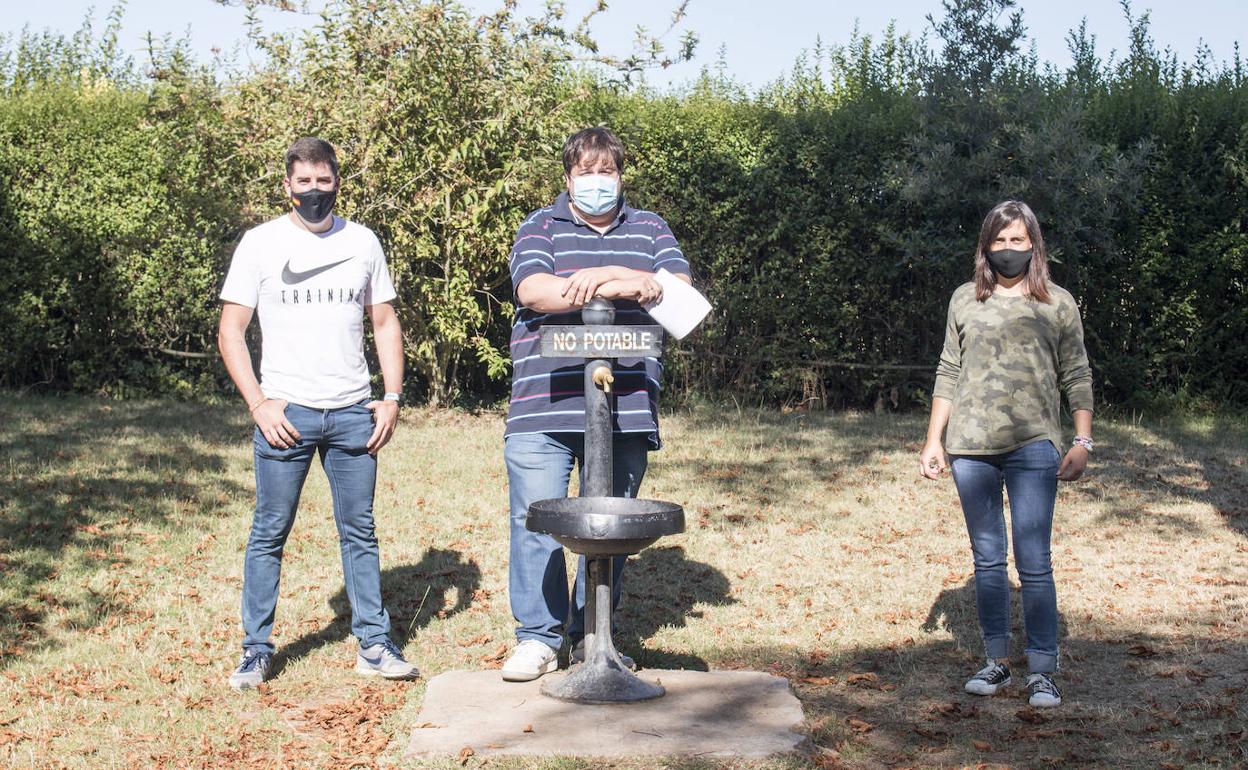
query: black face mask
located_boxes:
[986,248,1032,279]
[290,188,337,224]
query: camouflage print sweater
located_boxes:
[933,281,1094,455]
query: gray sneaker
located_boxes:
[228,650,272,690]
[356,639,419,679]
[571,640,635,670]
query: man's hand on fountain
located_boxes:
[631,274,663,306]
[596,274,662,307]
[563,267,630,306]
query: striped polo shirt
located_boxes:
[506,192,691,448]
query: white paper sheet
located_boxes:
[647,268,712,340]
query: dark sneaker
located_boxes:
[228,650,272,690]
[1026,673,1062,707]
[570,640,635,670]
[964,660,1012,695]
[356,639,419,679]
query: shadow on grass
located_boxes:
[618,545,734,671]
[660,411,926,526]
[270,548,481,676]
[0,396,249,663]
[665,410,1248,541]
[1091,420,1248,538]
[716,623,1246,770]
[922,578,1072,659]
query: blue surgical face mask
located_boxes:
[570,174,620,216]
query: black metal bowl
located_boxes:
[525,496,685,556]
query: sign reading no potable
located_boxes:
[539,325,665,358]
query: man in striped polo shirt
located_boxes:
[501,127,693,681]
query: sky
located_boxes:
[6,0,1246,89]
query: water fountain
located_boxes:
[526,297,685,703]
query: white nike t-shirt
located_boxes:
[220,215,397,409]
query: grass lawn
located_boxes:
[1,393,1245,769]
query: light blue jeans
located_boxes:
[504,432,649,649]
[241,400,391,653]
[950,439,1061,673]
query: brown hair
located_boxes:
[562,127,626,175]
[974,200,1051,303]
[284,137,339,178]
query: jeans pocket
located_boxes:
[254,426,301,458]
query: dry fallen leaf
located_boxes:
[1127,643,1158,657]
[972,739,992,751]
[481,643,508,663]
[457,746,474,765]
[932,702,978,720]
[847,717,874,734]
[522,724,534,733]
[1016,708,1048,724]
[847,672,879,688]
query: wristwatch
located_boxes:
[383,392,403,405]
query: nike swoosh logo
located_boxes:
[360,654,383,666]
[281,257,353,285]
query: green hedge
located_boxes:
[2,0,1244,409]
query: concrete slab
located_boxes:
[406,669,807,759]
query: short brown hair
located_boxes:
[562,127,626,175]
[285,137,339,178]
[973,200,1052,303]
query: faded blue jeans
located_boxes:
[950,439,1061,674]
[241,400,391,653]
[504,432,649,650]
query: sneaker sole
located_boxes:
[501,658,558,682]
[228,677,263,691]
[1029,695,1061,708]
[964,677,1011,696]
[355,662,419,679]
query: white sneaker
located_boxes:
[570,640,635,670]
[501,639,558,682]
[355,639,419,679]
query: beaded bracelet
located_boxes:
[248,397,268,413]
[1072,435,1094,452]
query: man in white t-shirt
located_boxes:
[217,137,416,689]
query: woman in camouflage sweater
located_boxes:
[918,199,1094,709]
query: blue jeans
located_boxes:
[504,432,649,649]
[950,439,1061,674]
[241,400,391,653]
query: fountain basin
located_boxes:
[525,497,685,556]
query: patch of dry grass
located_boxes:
[0,395,1244,769]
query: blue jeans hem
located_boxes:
[1026,650,1059,674]
[984,635,1011,660]
[514,632,560,650]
